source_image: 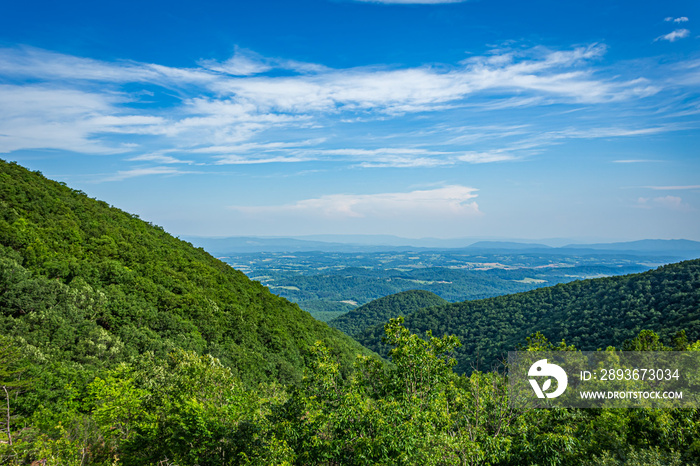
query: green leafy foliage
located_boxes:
[2,159,700,464]
[0,334,30,452]
[0,159,372,386]
[3,319,700,464]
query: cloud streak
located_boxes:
[656,29,690,42]
[644,185,700,190]
[103,166,198,181]
[0,43,687,172]
[230,185,480,219]
[0,84,163,154]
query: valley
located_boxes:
[217,249,683,320]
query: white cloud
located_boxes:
[0,46,214,86]
[612,159,660,163]
[637,195,692,211]
[104,166,196,181]
[192,139,327,154]
[355,156,451,168]
[206,44,647,117]
[656,29,690,42]
[674,17,689,23]
[200,50,273,76]
[644,185,700,190]
[0,44,654,121]
[214,155,312,165]
[0,44,662,118]
[0,44,678,165]
[127,152,195,164]
[320,147,440,157]
[230,185,480,218]
[652,195,684,210]
[455,151,518,163]
[0,84,163,154]
[199,48,328,76]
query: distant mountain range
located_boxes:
[561,239,700,252]
[185,235,700,259]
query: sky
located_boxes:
[1,0,699,241]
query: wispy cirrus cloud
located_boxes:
[643,185,700,190]
[0,46,214,86]
[656,29,690,42]
[0,84,163,154]
[0,42,685,175]
[205,44,655,116]
[612,159,661,163]
[103,166,198,181]
[0,43,655,117]
[198,47,328,76]
[455,151,518,164]
[315,148,449,167]
[127,152,196,164]
[214,155,313,165]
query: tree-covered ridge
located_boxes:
[356,259,700,373]
[0,159,371,385]
[328,289,447,336]
[3,319,700,465]
[3,157,700,464]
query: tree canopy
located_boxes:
[355,258,700,373]
[328,289,447,337]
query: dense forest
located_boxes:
[328,289,447,337]
[355,259,700,373]
[3,317,699,465]
[0,159,372,385]
[2,159,700,465]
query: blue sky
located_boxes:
[1,0,699,241]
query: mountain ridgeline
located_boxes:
[355,258,700,373]
[0,159,372,385]
[328,289,447,337]
[2,158,700,465]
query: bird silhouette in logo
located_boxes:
[528,359,568,398]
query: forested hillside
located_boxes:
[328,289,447,336]
[0,159,371,385]
[2,159,700,465]
[356,259,700,373]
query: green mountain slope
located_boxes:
[328,289,447,336]
[355,259,700,373]
[0,159,371,385]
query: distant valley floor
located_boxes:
[218,250,687,320]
